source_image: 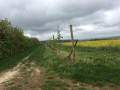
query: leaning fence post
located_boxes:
[53,34,55,50]
[70,25,75,61]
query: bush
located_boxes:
[0,18,41,59]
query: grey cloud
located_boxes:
[0,0,120,40]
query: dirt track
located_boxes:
[0,54,45,90]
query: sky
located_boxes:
[0,0,120,41]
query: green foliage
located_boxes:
[0,18,40,59]
[46,30,63,50]
[57,30,63,42]
[46,35,57,50]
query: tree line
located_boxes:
[0,19,40,59]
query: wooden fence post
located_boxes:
[53,34,55,50]
[53,34,54,40]
[70,25,75,61]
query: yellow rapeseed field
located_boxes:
[60,39,120,48]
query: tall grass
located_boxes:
[29,44,120,86]
[53,45,120,86]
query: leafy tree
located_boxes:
[46,30,63,51]
[57,30,63,52]
[57,30,63,41]
[0,18,41,59]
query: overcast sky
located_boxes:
[0,0,120,40]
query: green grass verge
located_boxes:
[29,44,45,65]
[30,45,120,87]
[57,45,120,86]
[0,46,40,72]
